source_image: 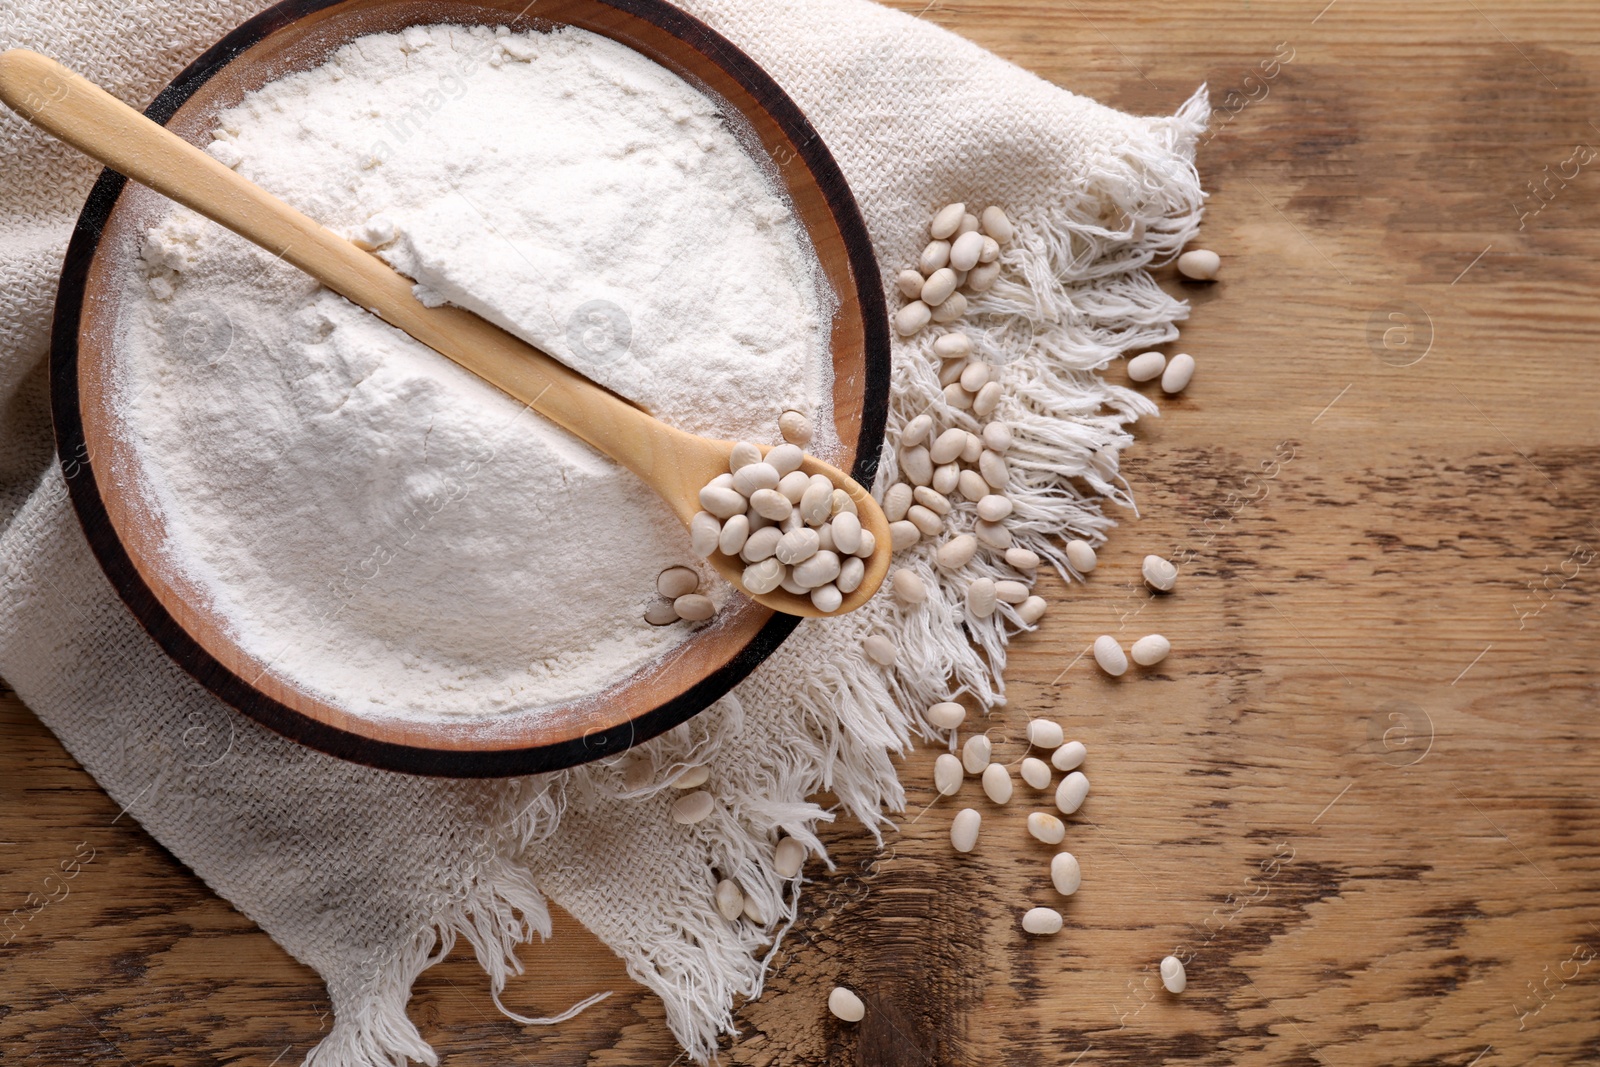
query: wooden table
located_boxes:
[5,1,1599,1062]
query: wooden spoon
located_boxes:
[0,49,890,617]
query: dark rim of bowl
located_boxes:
[50,0,890,778]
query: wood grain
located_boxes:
[5,0,1600,1062]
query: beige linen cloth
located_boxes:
[0,0,1206,1061]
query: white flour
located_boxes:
[117,24,833,720]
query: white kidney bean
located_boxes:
[671,790,715,824]
[1143,554,1177,591]
[950,229,985,271]
[932,463,960,494]
[975,520,1012,550]
[1176,248,1220,281]
[715,878,744,921]
[1127,351,1166,382]
[894,270,925,300]
[1027,719,1064,748]
[919,239,951,274]
[961,733,992,774]
[773,837,805,878]
[1051,740,1086,772]
[891,568,927,605]
[815,523,834,553]
[717,514,750,555]
[836,555,865,594]
[1051,852,1081,896]
[980,205,1014,243]
[1020,757,1052,790]
[883,483,913,523]
[674,765,710,788]
[913,486,952,516]
[889,520,920,551]
[966,260,1001,292]
[958,212,980,235]
[854,529,876,558]
[780,571,806,595]
[1161,353,1196,394]
[1065,539,1097,572]
[994,579,1029,604]
[742,526,783,563]
[957,469,988,501]
[746,488,789,522]
[930,291,967,323]
[979,450,1009,489]
[776,471,811,504]
[984,426,1013,460]
[936,533,977,569]
[864,634,897,666]
[658,566,699,599]
[742,558,783,594]
[674,594,715,622]
[950,808,981,852]
[927,702,966,729]
[958,362,990,392]
[1161,955,1188,994]
[644,599,680,626]
[966,577,997,617]
[894,300,931,336]
[901,446,934,487]
[933,332,971,359]
[943,382,973,410]
[731,462,779,497]
[977,494,1013,521]
[1022,907,1063,935]
[1092,634,1128,676]
[939,358,967,388]
[775,527,820,565]
[982,763,1014,804]
[930,202,966,240]
[812,582,841,612]
[728,441,763,471]
[902,413,933,447]
[800,478,834,525]
[1018,596,1048,624]
[699,485,746,519]
[1028,812,1066,844]
[830,511,862,555]
[1055,771,1089,815]
[742,892,769,925]
[906,504,942,537]
[972,381,1002,417]
[1131,633,1171,666]
[1005,547,1039,570]
[926,427,963,465]
[829,986,866,1022]
[978,235,999,263]
[921,267,959,306]
[960,431,983,464]
[832,490,857,518]
[793,550,841,589]
[934,752,964,795]
[758,444,799,477]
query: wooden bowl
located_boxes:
[51,0,889,777]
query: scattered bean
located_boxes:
[994,579,1029,604]
[1131,633,1171,666]
[921,267,959,306]
[1142,554,1177,592]
[979,450,1009,489]
[1051,852,1082,896]
[977,494,1013,521]
[967,577,998,618]
[959,431,983,464]
[934,752,964,795]
[932,463,960,495]
[943,382,973,409]
[1006,547,1040,570]
[658,566,699,599]
[742,893,769,925]
[715,878,744,921]
[939,358,968,387]
[933,332,971,359]
[950,808,981,852]
[1027,719,1064,748]
[674,594,716,622]
[1018,596,1048,624]
[959,361,991,392]
[980,205,1014,243]
[906,504,942,537]
[902,413,934,447]
[930,291,967,323]
[982,763,1014,804]
[1051,740,1086,772]
[1161,955,1188,994]
[929,428,966,465]
[829,986,867,1023]
[894,269,925,299]
[1022,907,1063,935]
[936,534,977,570]
[930,202,966,240]
[966,260,1002,292]
[671,790,715,824]
[972,381,1002,417]
[975,520,1012,550]
[957,212,980,236]
[894,301,931,336]
[978,235,1000,263]
[962,733,992,774]
[1161,353,1195,394]
[1176,248,1220,281]
[1065,539,1098,573]
[644,599,680,626]
[1092,634,1128,676]
[1127,351,1166,382]
[863,634,898,666]
[1027,811,1066,844]
[957,469,989,501]
[950,230,985,271]
[1055,771,1089,815]
[891,568,928,605]
[889,520,921,551]
[884,483,914,522]
[919,239,951,274]
[901,445,934,486]
[1020,757,1052,790]
[774,837,806,878]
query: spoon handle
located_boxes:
[0,49,698,494]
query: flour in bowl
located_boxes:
[117,23,834,720]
